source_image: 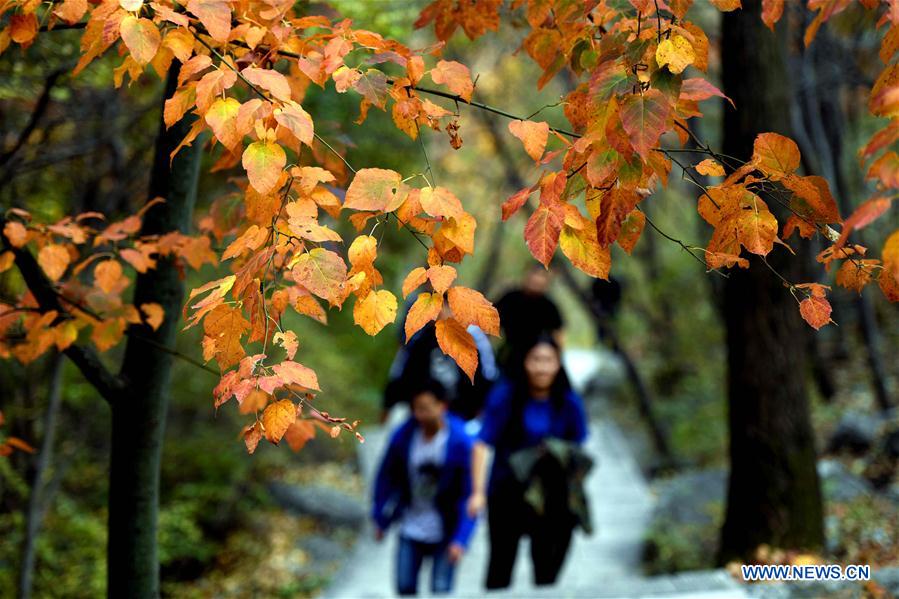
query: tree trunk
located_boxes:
[19,353,63,599]
[106,68,202,598]
[717,0,825,563]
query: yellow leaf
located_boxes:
[446,286,499,336]
[119,16,161,66]
[38,244,70,281]
[656,34,696,74]
[242,140,286,195]
[262,399,297,444]
[354,289,397,335]
[404,291,443,341]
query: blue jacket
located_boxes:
[371,414,477,548]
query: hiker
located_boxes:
[467,334,591,589]
[494,266,564,367]
[381,301,498,424]
[371,380,477,596]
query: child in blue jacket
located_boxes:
[372,379,476,595]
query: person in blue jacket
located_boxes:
[467,333,588,589]
[372,379,477,595]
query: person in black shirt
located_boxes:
[494,266,563,368]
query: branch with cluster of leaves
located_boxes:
[3,0,899,454]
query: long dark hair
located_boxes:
[502,333,572,446]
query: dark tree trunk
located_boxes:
[106,68,202,598]
[19,353,63,599]
[717,0,825,563]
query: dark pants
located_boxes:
[396,535,456,595]
[484,484,574,589]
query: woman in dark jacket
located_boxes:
[467,334,588,589]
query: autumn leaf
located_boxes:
[94,260,124,293]
[262,399,297,444]
[402,267,428,298]
[435,317,478,382]
[446,286,499,336]
[427,265,457,294]
[656,34,695,74]
[620,89,671,160]
[430,60,473,101]
[291,248,347,305]
[273,330,299,359]
[140,303,164,330]
[203,304,250,369]
[242,141,286,195]
[119,16,160,66]
[274,101,314,146]
[420,187,464,219]
[3,221,28,247]
[762,0,785,30]
[596,187,640,248]
[799,295,832,330]
[186,0,232,42]
[508,120,550,162]
[736,204,778,255]
[752,132,800,180]
[285,420,316,451]
[405,291,443,340]
[618,210,646,255]
[560,224,611,279]
[525,202,564,267]
[835,259,878,294]
[38,244,70,282]
[204,97,242,151]
[272,360,320,391]
[244,423,262,453]
[344,168,402,211]
[242,67,292,102]
[696,159,725,177]
[353,289,397,335]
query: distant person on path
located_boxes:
[372,380,477,595]
[494,266,564,367]
[381,302,498,424]
[467,334,590,589]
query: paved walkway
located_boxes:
[324,350,748,598]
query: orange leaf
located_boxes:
[274,100,314,146]
[402,267,428,298]
[560,224,611,279]
[430,60,473,101]
[244,422,262,453]
[618,210,645,255]
[272,360,320,391]
[752,132,800,180]
[273,330,299,359]
[695,158,725,177]
[762,0,785,30]
[525,202,563,266]
[353,289,397,335]
[291,248,347,306]
[435,317,478,382]
[262,399,297,443]
[242,67,292,102]
[344,168,402,211]
[120,16,160,66]
[596,187,639,248]
[140,303,164,330]
[242,141,286,195]
[736,204,778,255]
[285,419,316,451]
[405,291,443,341]
[446,286,499,336]
[420,187,464,219]
[203,304,250,369]
[620,89,670,160]
[3,221,28,248]
[94,260,124,294]
[38,244,70,282]
[508,120,549,162]
[186,0,232,42]
[204,97,243,151]
[799,296,832,330]
[427,265,457,294]
[835,259,878,294]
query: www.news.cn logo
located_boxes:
[741,564,871,581]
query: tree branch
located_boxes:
[0,215,125,402]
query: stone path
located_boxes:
[324,349,749,598]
